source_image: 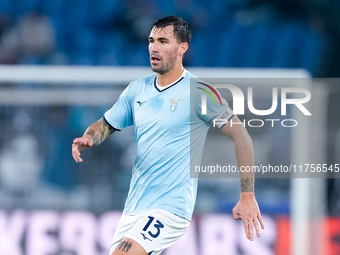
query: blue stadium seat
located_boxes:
[97,32,128,66]
[216,21,255,67]
[72,28,96,54]
[158,1,176,16]
[271,22,305,68]
[9,0,39,19]
[208,0,233,26]
[127,43,150,66]
[298,30,323,75]
[0,0,10,13]
[87,0,121,27]
[71,53,95,65]
[38,0,64,18]
[244,25,280,68]
[187,28,216,67]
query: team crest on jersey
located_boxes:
[168,99,183,112]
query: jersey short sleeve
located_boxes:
[213,106,234,129]
[194,81,229,124]
[104,84,134,130]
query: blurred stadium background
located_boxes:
[0,0,340,254]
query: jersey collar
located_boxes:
[154,69,187,92]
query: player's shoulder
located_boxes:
[176,70,198,92]
[123,73,156,98]
[130,73,157,87]
[181,71,213,92]
[183,70,197,81]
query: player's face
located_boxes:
[148,25,183,74]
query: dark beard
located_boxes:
[150,55,177,74]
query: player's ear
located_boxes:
[179,42,189,57]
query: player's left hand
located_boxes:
[232,192,265,241]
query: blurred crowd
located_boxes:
[0,0,339,76]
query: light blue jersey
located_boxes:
[104,70,229,221]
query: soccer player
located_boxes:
[72,16,264,255]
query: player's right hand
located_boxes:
[72,135,93,163]
[232,192,265,241]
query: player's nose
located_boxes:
[149,42,159,53]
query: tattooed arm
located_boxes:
[220,115,265,241]
[72,118,116,163]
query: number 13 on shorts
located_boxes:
[140,216,165,241]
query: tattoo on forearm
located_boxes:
[241,178,254,192]
[117,241,132,253]
[86,125,104,145]
[85,128,102,146]
[85,118,114,146]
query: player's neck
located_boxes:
[157,64,184,87]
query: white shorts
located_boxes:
[109,209,190,255]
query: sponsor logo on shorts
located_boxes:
[140,232,152,241]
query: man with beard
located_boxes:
[72,16,264,255]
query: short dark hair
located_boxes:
[152,16,191,44]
